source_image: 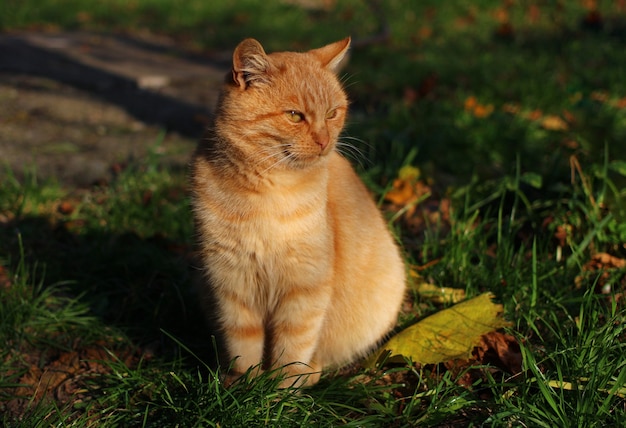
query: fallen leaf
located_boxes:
[554,224,570,247]
[384,165,428,208]
[527,4,541,24]
[464,96,478,111]
[367,293,511,367]
[464,96,494,118]
[561,109,576,125]
[502,102,520,114]
[473,331,522,374]
[582,0,599,10]
[58,201,75,215]
[4,341,140,420]
[417,25,433,40]
[0,265,11,289]
[591,91,609,103]
[385,179,416,206]
[409,268,466,304]
[575,252,626,300]
[541,115,569,131]
[76,11,92,24]
[454,12,476,29]
[592,252,626,268]
[398,165,421,181]
[545,379,626,399]
[526,109,543,121]
[492,7,510,23]
[473,103,494,118]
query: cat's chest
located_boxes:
[237,189,326,244]
[218,188,332,287]
[195,161,333,271]
[204,174,329,248]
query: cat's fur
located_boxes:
[190,37,406,387]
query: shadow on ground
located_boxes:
[0,31,228,186]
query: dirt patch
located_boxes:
[0,31,229,187]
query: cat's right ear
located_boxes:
[232,38,271,90]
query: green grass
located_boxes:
[1,155,625,426]
[2,1,626,426]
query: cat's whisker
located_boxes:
[253,144,291,165]
[336,140,371,169]
[252,152,282,169]
[339,73,359,90]
[260,159,286,175]
[341,135,374,151]
[258,150,294,175]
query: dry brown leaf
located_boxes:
[4,341,140,419]
[57,201,75,215]
[575,252,626,301]
[526,109,543,121]
[473,331,522,374]
[591,252,626,268]
[0,265,12,289]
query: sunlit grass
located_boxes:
[2,148,624,426]
[1,0,626,426]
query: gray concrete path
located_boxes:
[0,31,229,186]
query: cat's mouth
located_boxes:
[283,145,332,168]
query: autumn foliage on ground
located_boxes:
[1,1,626,426]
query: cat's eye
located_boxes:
[286,110,305,123]
[325,109,338,120]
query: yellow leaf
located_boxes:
[398,165,421,181]
[384,179,416,206]
[412,282,467,304]
[367,293,510,367]
[384,165,424,206]
[541,115,568,131]
[409,269,466,304]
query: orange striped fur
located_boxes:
[191,38,406,387]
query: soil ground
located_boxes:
[0,31,229,187]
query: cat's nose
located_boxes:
[314,131,330,151]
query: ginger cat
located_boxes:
[190,37,406,387]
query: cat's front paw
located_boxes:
[277,362,322,388]
[221,366,262,388]
[221,371,243,388]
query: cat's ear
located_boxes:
[232,38,271,90]
[310,37,351,73]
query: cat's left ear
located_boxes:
[310,37,351,73]
[232,38,272,90]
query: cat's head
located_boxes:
[217,37,351,171]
